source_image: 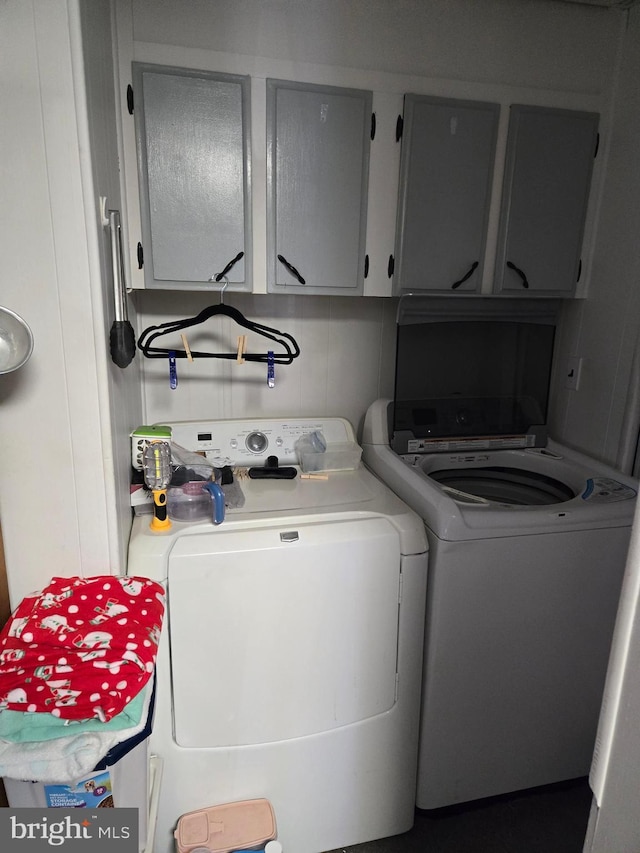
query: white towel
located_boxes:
[0,677,152,783]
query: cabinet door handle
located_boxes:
[213,251,244,282]
[451,261,479,290]
[506,261,530,289]
[277,254,306,285]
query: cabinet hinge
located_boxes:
[398,572,403,604]
[577,258,582,282]
[137,242,144,269]
[127,84,134,115]
[364,254,369,278]
[387,255,395,277]
[594,132,600,159]
[395,115,404,142]
[394,672,400,702]
[370,113,376,141]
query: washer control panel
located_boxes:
[581,477,637,503]
[162,417,355,467]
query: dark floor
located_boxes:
[324,778,592,853]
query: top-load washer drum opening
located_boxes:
[428,465,577,506]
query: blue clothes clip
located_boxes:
[203,482,225,525]
[267,350,275,388]
[169,351,178,390]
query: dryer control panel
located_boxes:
[161,417,356,467]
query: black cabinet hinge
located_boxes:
[388,255,395,277]
[364,254,369,278]
[137,242,144,269]
[127,84,134,115]
[577,258,582,282]
[370,113,376,141]
[594,133,600,159]
[395,115,403,142]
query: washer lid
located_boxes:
[391,296,560,453]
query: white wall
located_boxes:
[78,1,144,570]
[129,0,618,93]
[136,291,398,436]
[550,7,640,468]
[0,0,131,607]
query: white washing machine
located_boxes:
[360,296,637,810]
[127,416,428,853]
[363,398,637,810]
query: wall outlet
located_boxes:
[565,357,583,391]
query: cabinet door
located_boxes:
[267,80,372,295]
[494,105,599,296]
[393,95,499,295]
[133,63,251,291]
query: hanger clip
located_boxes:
[169,351,177,389]
[267,351,275,388]
[181,334,193,362]
[237,335,247,364]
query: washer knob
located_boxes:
[246,431,268,454]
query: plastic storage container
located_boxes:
[3,738,149,851]
[174,798,276,853]
[168,481,212,521]
[297,439,362,473]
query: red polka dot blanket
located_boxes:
[0,576,165,722]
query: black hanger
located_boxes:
[137,303,300,365]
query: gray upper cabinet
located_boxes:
[393,95,499,295]
[132,63,251,291]
[494,105,599,296]
[266,79,372,295]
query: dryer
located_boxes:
[127,416,428,853]
[361,296,637,811]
